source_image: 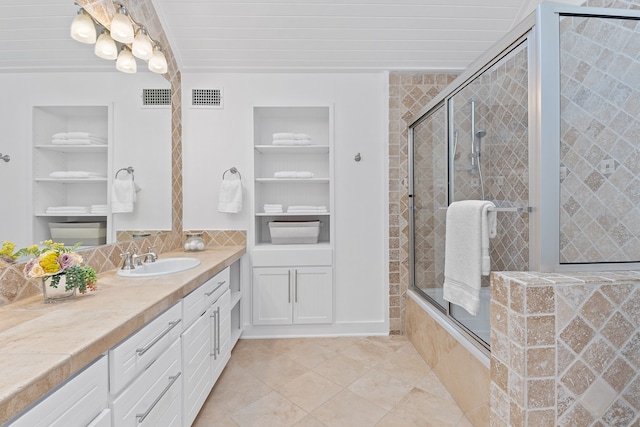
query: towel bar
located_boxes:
[222,167,241,180]
[436,205,532,213]
[116,166,135,180]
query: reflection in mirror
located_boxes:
[0,71,171,249]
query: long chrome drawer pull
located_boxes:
[136,372,182,423]
[136,320,181,356]
[216,306,221,355]
[211,311,218,358]
[205,280,227,297]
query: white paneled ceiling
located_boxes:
[0,1,115,72]
[151,0,579,72]
[1,0,585,73]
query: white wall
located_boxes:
[182,72,389,333]
[0,72,171,248]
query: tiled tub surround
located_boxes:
[490,271,640,426]
[0,246,245,424]
[406,292,491,427]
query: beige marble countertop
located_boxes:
[0,245,245,424]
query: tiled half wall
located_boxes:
[490,271,640,426]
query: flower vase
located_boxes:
[42,274,76,303]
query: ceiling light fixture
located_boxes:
[70,9,97,44]
[95,30,118,60]
[110,5,134,44]
[70,3,169,75]
[116,46,137,73]
[148,45,168,74]
[132,27,153,60]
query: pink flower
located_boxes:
[57,253,75,270]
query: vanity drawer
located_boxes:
[110,338,182,427]
[183,267,230,327]
[109,303,182,395]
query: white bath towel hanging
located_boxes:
[218,174,242,213]
[443,200,497,316]
[111,176,137,213]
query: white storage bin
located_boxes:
[268,220,320,244]
[48,222,106,246]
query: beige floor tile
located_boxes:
[279,370,343,412]
[205,361,273,413]
[311,389,388,427]
[415,371,456,401]
[282,340,339,369]
[339,339,396,368]
[293,414,330,427]
[196,337,469,427]
[245,353,308,388]
[313,353,371,387]
[390,387,465,427]
[231,391,308,427]
[348,368,414,411]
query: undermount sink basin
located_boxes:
[117,257,201,277]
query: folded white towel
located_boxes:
[52,132,106,140]
[218,176,242,213]
[294,133,311,140]
[272,139,312,146]
[112,177,137,213]
[45,206,90,214]
[49,171,105,179]
[264,204,283,208]
[274,171,314,179]
[443,200,496,316]
[51,138,106,145]
[273,132,297,140]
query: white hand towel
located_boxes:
[273,132,297,140]
[272,139,312,146]
[111,177,137,213]
[218,177,242,213]
[443,200,496,316]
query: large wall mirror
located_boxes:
[0,2,172,250]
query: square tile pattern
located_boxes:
[194,336,473,427]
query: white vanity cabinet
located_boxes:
[252,266,333,325]
[181,267,232,427]
[7,356,109,427]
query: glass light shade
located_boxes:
[148,47,168,74]
[70,11,96,44]
[116,48,137,73]
[94,31,117,60]
[132,29,153,60]
[110,8,134,43]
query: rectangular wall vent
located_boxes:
[142,88,172,106]
[192,88,223,109]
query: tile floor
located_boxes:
[193,336,473,427]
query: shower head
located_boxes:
[475,129,486,139]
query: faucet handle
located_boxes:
[120,251,136,270]
[144,245,158,263]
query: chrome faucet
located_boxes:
[119,251,136,270]
[120,246,158,270]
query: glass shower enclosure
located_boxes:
[409,3,640,350]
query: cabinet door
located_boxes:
[211,289,232,385]
[293,266,333,324]
[8,356,108,427]
[182,309,212,427]
[252,267,293,325]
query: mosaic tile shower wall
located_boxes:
[450,43,530,275]
[559,13,640,264]
[411,105,448,295]
[388,73,458,334]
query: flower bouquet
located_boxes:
[19,240,97,302]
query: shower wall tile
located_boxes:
[559,13,640,263]
[490,271,640,426]
[388,72,458,335]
